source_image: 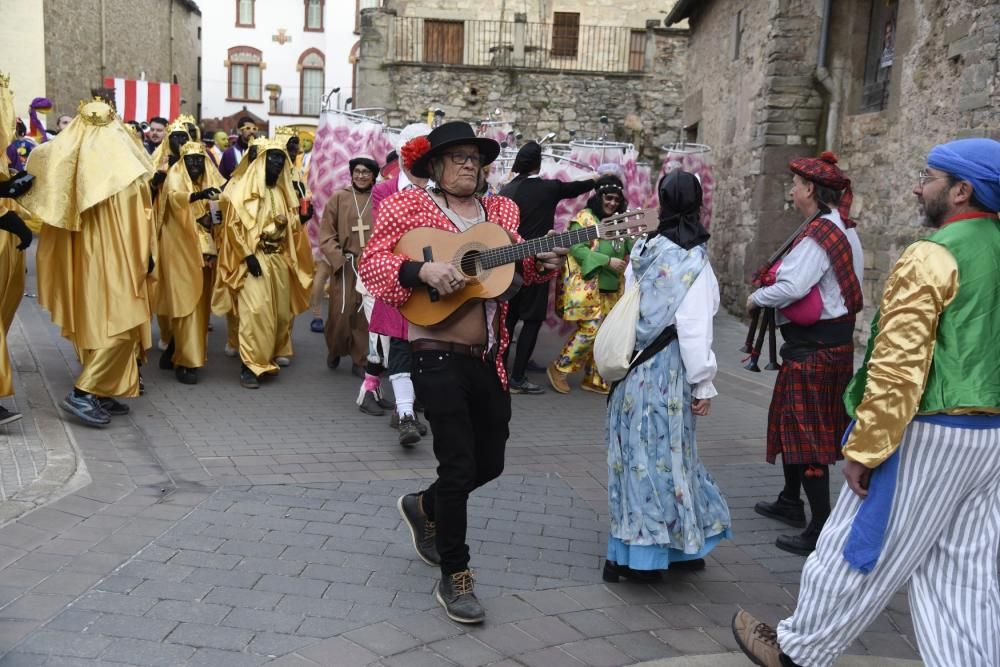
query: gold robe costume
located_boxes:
[0,72,24,399]
[156,142,224,368]
[20,100,156,397]
[217,140,312,376]
[319,187,373,367]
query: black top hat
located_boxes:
[410,121,501,179]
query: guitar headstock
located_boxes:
[597,208,657,240]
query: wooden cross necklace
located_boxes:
[351,188,371,248]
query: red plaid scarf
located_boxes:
[794,216,863,316]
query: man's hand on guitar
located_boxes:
[536,231,569,272]
[418,262,467,296]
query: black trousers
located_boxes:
[387,337,412,375]
[412,350,511,576]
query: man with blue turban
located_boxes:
[734,138,1000,667]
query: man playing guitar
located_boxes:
[359,121,567,624]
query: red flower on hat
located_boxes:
[401,136,431,171]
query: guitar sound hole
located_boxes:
[459,250,481,277]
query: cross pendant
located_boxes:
[351,218,370,248]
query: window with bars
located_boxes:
[228,47,262,101]
[860,0,897,112]
[236,0,254,27]
[551,12,580,58]
[299,50,325,115]
[305,0,323,31]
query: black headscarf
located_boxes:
[652,170,709,250]
[512,141,542,175]
[585,174,627,219]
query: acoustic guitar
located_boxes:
[395,208,657,326]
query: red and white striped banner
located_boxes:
[103,78,181,123]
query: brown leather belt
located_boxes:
[411,338,488,359]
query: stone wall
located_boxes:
[43,0,201,121]
[358,9,687,162]
[676,0,999,329]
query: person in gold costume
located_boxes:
[217,139,312,388]
[0,72,36,426]
[155,141,224,384]
[20,99,157,426]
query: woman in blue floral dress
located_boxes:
[604,170,732,581]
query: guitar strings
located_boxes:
[435,210,648,274]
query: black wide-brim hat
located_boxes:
[410,121,501,179]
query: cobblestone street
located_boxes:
[0,258,924,666]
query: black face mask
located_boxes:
[184,123,199,142]
[168,132,189,157]
[264,151,286,186]
[246,145,258,164]
[286,138,300,161]
[183,155,205,182]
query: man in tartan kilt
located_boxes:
[747,152,864,556]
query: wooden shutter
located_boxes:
[628,30,645,71]
[551,12,580,57]
[424,20,464,65]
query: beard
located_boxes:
[921,190,950,228]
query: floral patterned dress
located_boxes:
[606,236,732,570]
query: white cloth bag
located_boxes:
[593,263,652,382]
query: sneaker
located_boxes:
[732,610,787,667]
[525,359,546,373]
[274,356,291,367]
[0,406,23,426]
[240,365,260,389]
[397,493,440,565]
[546,362,570,394]
[358,390,384,416]
[374,387,393,409]
[435,570,485,624]
[398,414,421,448]
[60,391,111,427]
[581,380,609,395]
[175,366,198,385]
[310,317,324,333]
[754,493,806,528]
[224,343,238,358]
[157,339,169,351]
[390,412,429,437]
[98,397,130,416]
[509,377,545,395]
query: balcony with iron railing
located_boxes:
[389,15,649,74]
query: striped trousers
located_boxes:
[778,420,1000,667]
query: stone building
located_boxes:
[42,0,202,122]
[666,0,1000,323]
[355,0,688,160]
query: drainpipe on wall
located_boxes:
[814,0,840,152]
[99,0,106,80]
[169,0,175,88]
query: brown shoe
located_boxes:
[547,363,570,394]
[732,610,784,667]
[580,380,609,395]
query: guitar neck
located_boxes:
[481,225,599,269]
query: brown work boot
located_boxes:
[547,362,570,394]
[732,610,786,667]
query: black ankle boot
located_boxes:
[754,492,806,528]
[775,523,822,556]
[602,560,660,583]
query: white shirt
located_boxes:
[751,209,863,324]
[624,256,720,399]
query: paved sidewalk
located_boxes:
[0,256,926,666]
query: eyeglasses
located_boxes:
[917,169,947,186]
[442,152,483,166]
[352,167,373,176]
